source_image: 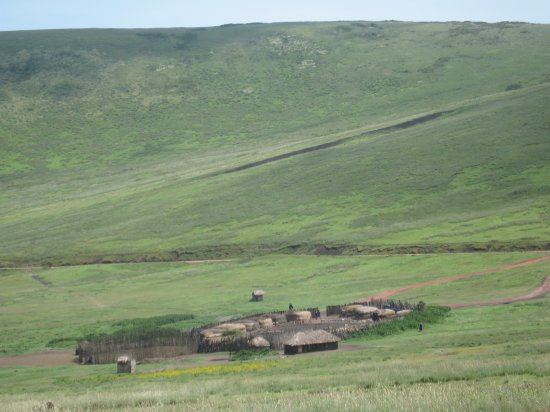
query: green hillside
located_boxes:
[1,21,550,264]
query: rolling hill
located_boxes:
[1,21,549,265]
[1,21,550,411]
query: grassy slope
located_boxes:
[1,22,550,264]
[1,253,549,410]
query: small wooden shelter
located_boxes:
[116,355,136,374]
[251,290,265,301]
[283,330,340,355]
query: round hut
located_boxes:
[285,310,312,323]
[250,336,271,349]
[284,330,340,355]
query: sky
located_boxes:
[1,0,550,31]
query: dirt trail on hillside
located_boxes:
[365,255,550,304]
[447,275,550,308]
[206,111,450,177]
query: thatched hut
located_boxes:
[285,310,312,323]
[284,330,340,355]
[250,336,270,349]
[244,321,257,331]
[251,290,265,301]
[116,355,136,374]
[379,308,396,318]
[218,323,247,333]
[342,305,380,318]
[258,318,273,329]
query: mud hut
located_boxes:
[250,336,270,349]
[342,305,380,318]
[285,310,312,323]
[116,355,136,374]
[258,318,273,329]
[251,290,265,301]
[284,330,340,355]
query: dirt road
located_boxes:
[448,275,550,308]
[366,255,550,301]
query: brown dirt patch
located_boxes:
[0,350,76,367]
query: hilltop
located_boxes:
[0,21,549,265]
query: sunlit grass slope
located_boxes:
[1,253,550,411]
[1,21,550,263]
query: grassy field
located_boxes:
[1,252,547,355]
[1,253,550,410]
[1,21,550,410]
[1,22,550,264]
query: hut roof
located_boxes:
[343,305,379,315]
[284,330,340,347]
[250,336,270,348]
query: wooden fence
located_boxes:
[77,329,200,364]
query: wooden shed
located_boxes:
[116,355,136,374]
[283,330,340,355]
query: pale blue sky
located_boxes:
[1,0,549,31]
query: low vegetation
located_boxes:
[348,305,451,339]
[82,313,195,341]
[231,348,274,361]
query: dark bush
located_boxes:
[231,348,273,361]
[84,313,195,341]
[506,83,522,91]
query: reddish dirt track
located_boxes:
[447,275,550,308]
[365,255,550,302]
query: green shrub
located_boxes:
[349,306,451,340]
[84,313,195,341]
[231,348,274,361]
